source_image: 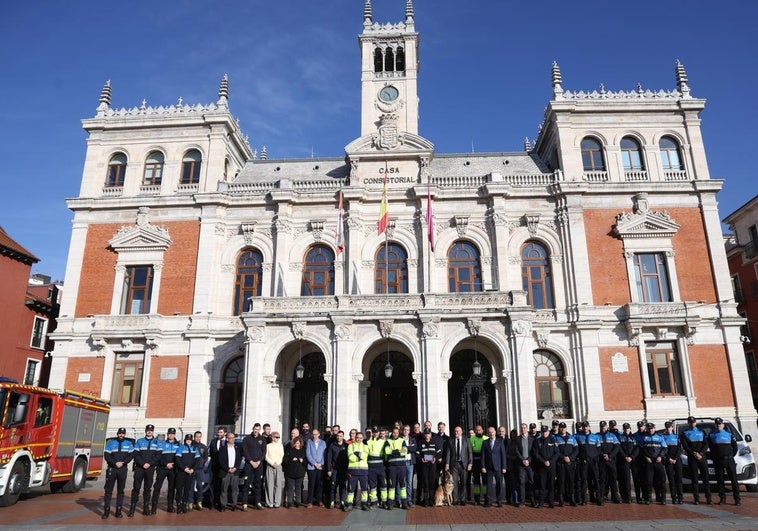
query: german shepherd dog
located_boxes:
[434,470,454,506]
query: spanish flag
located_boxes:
[377,165,389,235]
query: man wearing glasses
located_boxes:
[218,433,243,511]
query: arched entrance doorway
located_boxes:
[367,351,417,427]
[290,351,328,430]
[448,349,496,430]
[217,356,244,430]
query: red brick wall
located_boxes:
[146,356,188,418]
[64,357,105,398]
[688,344,735,407]
[0,254,35,380]
[75,221,200,317]
[584,207,717,305]
[599,346,643,410]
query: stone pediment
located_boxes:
[613,209,680,239]
[109,207,172,252]
[344,131,434,157]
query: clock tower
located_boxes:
[359,0,419,137]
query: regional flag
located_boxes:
[377,167,389,235]
[335,189,345,255]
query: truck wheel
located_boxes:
[0,460,27,507]
[62,458,87,493]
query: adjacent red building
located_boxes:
[0,226,59,386]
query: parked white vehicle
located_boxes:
[670,418,757,492]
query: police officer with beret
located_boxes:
[128,424,162,517]
[103,427,134,519]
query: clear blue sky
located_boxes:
[1,1,755,282]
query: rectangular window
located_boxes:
[120,265,154,314]
[30,317,47,349]
[633,253,672,302]
[24,359,39,386]
[732,275,744,304]
[111,360,143,406]
[645,342,683,396]
[740,312,751,342]
[34,396,53,427]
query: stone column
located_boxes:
[332,318,357,426]
[420,318,442,423]
[510,319,538,423]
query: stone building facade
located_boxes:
[49,1,756,438]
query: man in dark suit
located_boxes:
[217,432,243,511]
[445,426,473,505]
[208,426,227,509]
[481,426,507,507]
[512,422,535,506]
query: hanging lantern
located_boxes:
[384,361,394,379]
[296,339,304,380]
[472,358,482,377]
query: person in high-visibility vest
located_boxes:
[366,427,388,508]
[383,426,409,509]
[345,431,370,511]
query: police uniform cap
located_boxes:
[541,425,550,432]
[552,420,560,426]
[622,422,631,429]
[184,434,193,441]
[664,421,673,428]
[715,417,724,424]
[599,421,607,427]
[646,422,655,429]
[687,416,696,423]
[609,420,617,427]
[145,424,155,431]
[167,427,176,434]
[117,427,127,434]
[529,423,537,429]
[558,422,567,429]
[636,420,645,428]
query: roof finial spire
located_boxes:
[524,137,532,153]
[218,74,229,106]
[97,80,112,112]
[551,61,564,99]
[363,0,372,27]
[260,145,268,160]
[405,0,415,22]
[675,59,691,98]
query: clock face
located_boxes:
[378,85,399,103]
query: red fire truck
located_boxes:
[0,379,110,506]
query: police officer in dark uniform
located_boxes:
[661,421,683,504]
[598,421,620,504]
[681,416,711,504]
[175,433,202,513]
[554,422,578,506]
[128,424,161,517]
[632,420,648,503]
[103,427,134,519]
[152,427,180,513]
[575,421,601,505]
[640,422,667,504]
[617,422,638,503]
[708,417,741,505]
[531,425,558,508]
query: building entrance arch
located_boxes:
[448,349,497,430]
[290,351,328,430]
[366,351,417,427]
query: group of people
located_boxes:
[101,415,743,518]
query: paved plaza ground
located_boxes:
[1,475,757,530]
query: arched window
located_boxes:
[448,241,482,293]
[385,47,395,72]
[620,137,644,171]
[143,151,164,185]
[521,241,554,309]
[395,46,405,72]
[181,149,202,184]
[534,350,571,419]
[374,47,383,73]
[301,245,335,296]
[105,153,127,187]
[659,136,683,170]
[216,356,244,427]
[375,243,408,294]
[580,137,605,171]
[234,248,263,315]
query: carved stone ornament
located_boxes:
[555,208,569,227]
[273,215,292,235]
[684,325,697,345]
[523,214,540,237]
[247,326,265,343]
[625,324,642,346]
[385,219,396,239]
[241,222,256,245]
[335,324,352,340]
[91,337,107,355]
[614,194,681,239]
[121,339,133,350]
[466,318,481,337]
[455,216,469,237]
[379,320,394,338]
[291,322,306,340]
[422,321,438,338]
[654,327,668,340]
[512,320,532,337]
[310,219,325,241]
[533,329,549,348]
[377,113,401,150]
[109,207,172,252]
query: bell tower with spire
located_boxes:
[359,0,419,137]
